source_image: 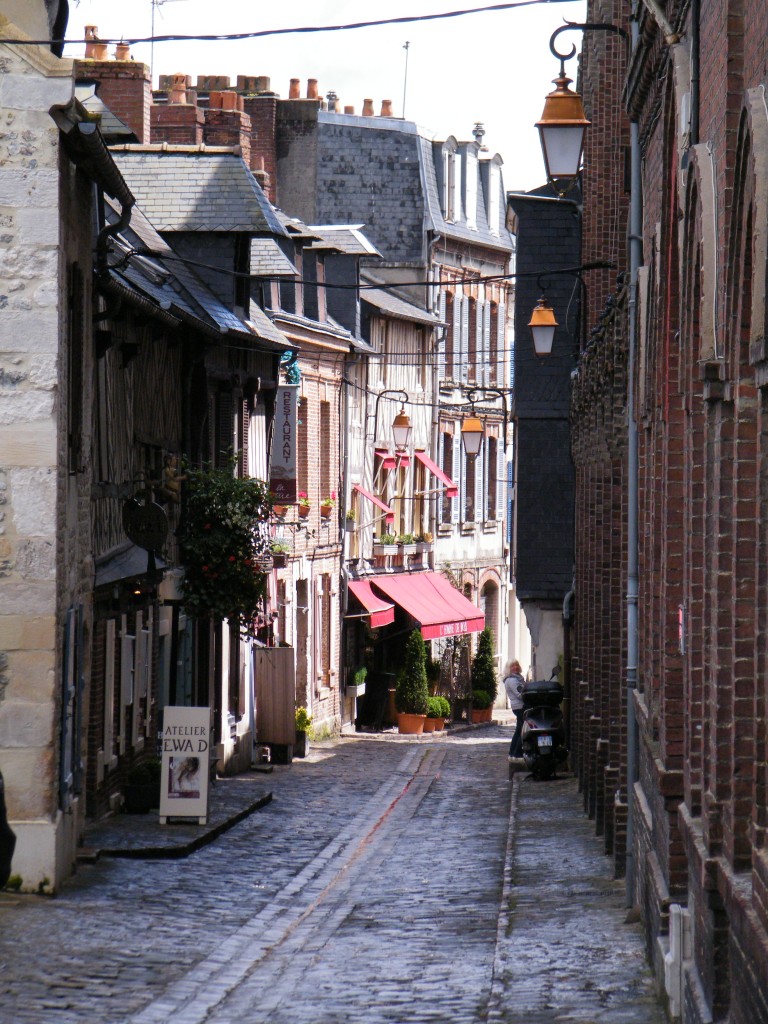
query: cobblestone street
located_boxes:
[0,723,666,1023]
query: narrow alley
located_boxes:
[0,725,665,1024]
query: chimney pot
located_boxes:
[84,25,98,58]
[169,72,187,105]
[115,41,131,61]
[344,105,355,115]
[362,98,374,117]
[307,79,319,100]
[289,78,301,99]
[380,99,393,117]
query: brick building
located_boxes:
[570,0,768,1019]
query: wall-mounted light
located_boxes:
[461,414,484,457]
[536,67,590,192]
[392,405,412,451]
[528,296,559,356]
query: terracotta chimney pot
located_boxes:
[380,99,393,117]
[362,98,374,117]
[84,25,98,58]
[169,72,187,105]
[307,79,319,99]
[115,41,131,61]
[289,78,301,99]
[344,105,355,115]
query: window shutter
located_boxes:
[437,291,447,382]
[475,299,484,384]
[451,433,461,524]
[496,437,506,522]
[483,301,489,389]
[476,444,485,522]
[452,295,462,381]
[240,398,250,478]
[460,297,470,383]
[497,303,507,389]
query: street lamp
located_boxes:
[392,405,412,451]
[536,65,590,193]
[460,413,484,457]
[528,295,559,356]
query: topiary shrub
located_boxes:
[426,695,451,719]
[471,689,493,710]
[395,630,429,715]
[471,627,497,702]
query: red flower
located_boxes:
[229,555,236,562]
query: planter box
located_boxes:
[399,544,418,555]
[348,681,366,699]
[373,544,398,556]
[272,552,288,568]
[397,712,426,735]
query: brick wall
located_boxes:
[74,57,151,142]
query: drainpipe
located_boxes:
[625,5,643,909]
[690,0,700,146]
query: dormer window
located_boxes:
[442,138,460,222]
[463,145,479,230]
[486,154,502,236]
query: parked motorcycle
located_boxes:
[520,671,568,780]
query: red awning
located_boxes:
[347,580,395,627]
[413,450,458,499]
[353,484,395,524]
[368,572,484,640]
[375,448,397,471]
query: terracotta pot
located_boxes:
[272,504,288,518]
[320,504,333,518]
[432,717,445,731]
[397,712,426,735]
[423,717,438,733]
[471,707,493,724]
[298,504,310,518]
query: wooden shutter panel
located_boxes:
[476,443,485,522]
[451,433,461,524]
[497,302,507,389]
[483,301,491,386]
[474,299,484,385]
[460,296,470,383]
[496,436,506,522]
[240,398,250,478]
[452,295,462,381]
[437,291,447,383]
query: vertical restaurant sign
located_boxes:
[159,706,211,822]
[269,384,299,503]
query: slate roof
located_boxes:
[361,276,442,326]
[309,225,382,257]
[312,112,514,263]
[109,146,285,235]
[75,83,135,141]
[250,237,298,278]
[104,198,289,350]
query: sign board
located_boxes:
[159,706,212,824]
[122,498,168,552]
[269,384,299,503]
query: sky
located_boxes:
[64,0,586,193]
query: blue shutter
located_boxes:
[460,296,470,383]
[452,295,462,381]
[437,291,447,383]
[496,436,506,522]
[497,302,507,388]
[451,432,461,524]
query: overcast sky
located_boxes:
[65,0,586,193]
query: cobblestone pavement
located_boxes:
[0,722,667,1023]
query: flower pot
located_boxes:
[471,706,493,724]
[294,730,310,758]
[423,717,438,733]
[427,717,445,732]
[272,552,288,568]
[320,504,333,518]
[272,505,288,518]
[298,505,310,518]
[348,681,366,699]
[397,712,426,735]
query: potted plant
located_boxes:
[123,757,162,814]
[295,706,312,757]
[297,491,311,518]
[320,491,337,518]
[471,627,497,711]
[424,694,451,732]
[470,688,493,724]
[345,508,356,532]
[374,531,398,555]
[270,493,288,518]
[396,532,417,554]
[348,666,367,699]
[395,630,429,734]
[270,539,290,568]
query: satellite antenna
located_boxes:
[402,41,410,119]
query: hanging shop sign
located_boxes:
[159,706,212,824]
[269,384,299,503]
[122,498,168,553]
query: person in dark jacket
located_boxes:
[0,769,16,889]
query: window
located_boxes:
[444,292,455,375]
[488,436,498,519]
[468,297,477,380]
[441,431,453,524]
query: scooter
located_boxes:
[520,670,568,780]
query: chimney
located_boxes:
[326,91,338,113]
[344,105,355,115]
[307,79,318,100]
[204,93,252,165]
[380,99,393,117]
[73,35,152,142]
[242,93,279,203]
[362,98,374,117]
[289,78,301,99]
[151,71,203,145]
[168,72,188,105]
[115,41,131,62]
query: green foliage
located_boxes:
[5,874,22,891]
[426,695,451,719]
[425,656,441,683]
[471,689,493,710]
[395,629,429,715]
[471,627,497,701]
[271,540,291,554]
[350,666,367,687]
[295,706,312,732]
[178,461,272,637]
[396,533,414,544]
[126,758,161,785]
[378,532,397,545]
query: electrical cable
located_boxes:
[4,0,585,48]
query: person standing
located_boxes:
[504,660,526,759]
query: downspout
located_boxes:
[690,0,700,146]
[625,4,643,909]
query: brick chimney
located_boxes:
[74,27,152,142]
[204,91,252,165]
[151,73,204,146]
[242,92,278,203]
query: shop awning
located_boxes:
[347,580,395,627]
[375,448,397,471]
[368,572,484,640]
[414,450,458,499]
[352,484,395,524]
